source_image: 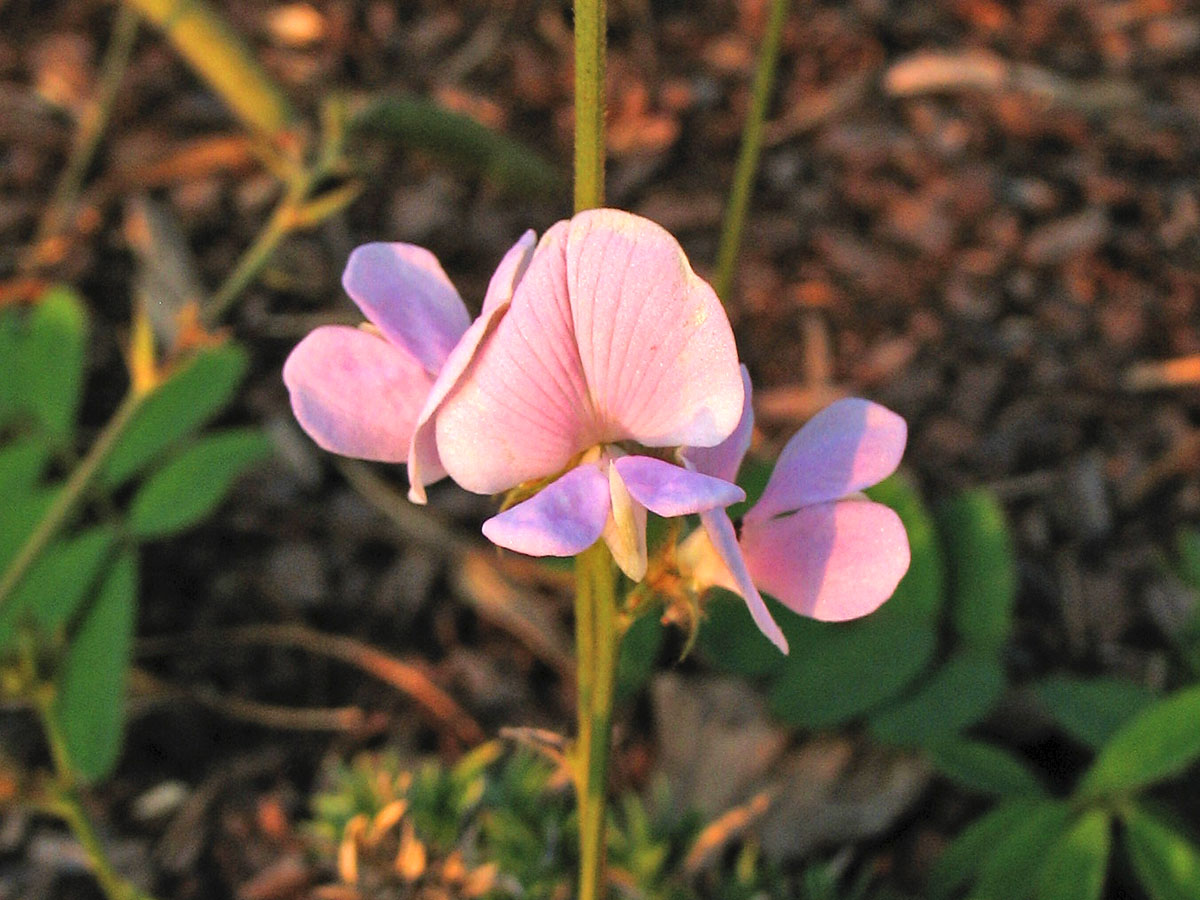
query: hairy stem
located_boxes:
[573,541,619,900]
[573,0,607,212]
[713,0,790,302]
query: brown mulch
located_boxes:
[3,0,1200,897]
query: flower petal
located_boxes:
[482,230,537,315]
[407,232,537,503]
[565,209,744,449]
[683,365,753,483]
[741,499,910,622]
[603,461,648,581]
[283,325,433,462]
[342,242,471,374]
[435,220,599,493]
[613,455,744,516]
[481,464,611,556]
[747,399,907,521]
[697,509,788,653]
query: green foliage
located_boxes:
[0,288,262,791]
[928,798,1047,900]
[0,527,115,648]
[351,95,564,197]
[867,652,1005,747]
[1036,808,1110,900]
[1034,675,1156,750]
[1077,683,1200,801]
[927,739,1046,799]
[101,342,249,489]
[938,488,1016,654]
[1122,804,1200,900]
[970,800,1073,900]
[53,552,137,783]
[15,286,88,444]
[127,427,272,537]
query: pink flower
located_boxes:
[282,231,536,503]
[681,369,911,653]
[434,209,748,580]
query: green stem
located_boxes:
[0,390,145,613]
[573,541,620,900]
[202,178,305,326]
[573,0,607,212]
[713,0,790,302]
[29,6,139,263]
[33,686,155,900]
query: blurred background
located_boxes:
[2,1,1200,898]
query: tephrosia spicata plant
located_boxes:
[284,2,909,898]
[283,210,911,896]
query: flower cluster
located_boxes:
[284,209,909,652]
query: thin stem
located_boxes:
[28,6,139,266]
[33,688,154,900]
[713,0,790,302]
[0,390,145,613]
[202,180,304,326]
[573,541,620,900]
[573,0,607,211]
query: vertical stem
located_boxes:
[574,541,619,900]
[713,0,791,302]
[573,0,607,212]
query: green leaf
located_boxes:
[768,609,937,728]
[1034,675,1156,750]
[939,488,1016,652]
[53,551,136,782]
[0,488,55,572]
[0,527,115,649]
[971,800,1073,900]
[929,798,1049,900]
[0,308,22,427]
[698,590,787,679]
[101,343,249,489]
[350,95,564,197]
[928,739,1046,798]
[1036,809,1110,900]
[617,612,664,702]
[18,286,88,443]
[1124,804,1200,900]
[868,651,1005,747]
[127,428,271,538]
[865,473,945,624]
[1078,684,1200,801]
[0,436,52,498]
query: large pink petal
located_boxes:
[283,325,433,462]
[747,399,906,522]
[613,455,744,516]
[481,464,611,556]
[683,365,753,483]
[565,209,744,449]
[741,499,910,622]
[698,509,788,653]
[435,220,599,494]
[407,232,538,503]
[342,242,471,374]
